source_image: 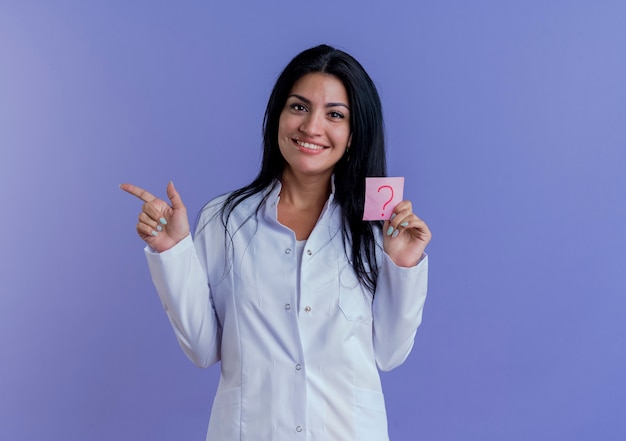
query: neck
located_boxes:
[279,168,332,210]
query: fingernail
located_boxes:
[386,226,394,236]
[390,213,397,220]
[392,229,400,238]
[159,217,167,225]
[400,222,409,227]
[157,225,163,232]
[151,230,158,237]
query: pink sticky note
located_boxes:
[363,177,405,221]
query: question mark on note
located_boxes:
[363,177,404,221]
[377,185,394,217]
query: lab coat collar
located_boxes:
[262,175,342,250]
[264,174,337,215]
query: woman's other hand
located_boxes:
[382,200,431,268]
[120,181,190,253]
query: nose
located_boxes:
[299,111,323,136]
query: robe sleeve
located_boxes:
[145,229,222,368]
[372,252,428,371]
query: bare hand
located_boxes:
[120,181,190,253]
[382,200,431,268]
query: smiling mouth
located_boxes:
[295,139,327,150]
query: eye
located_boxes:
[328,111,345,119]
[289,103,307,112]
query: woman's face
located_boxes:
[278,73,351,179]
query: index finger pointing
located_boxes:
[119,183,157,203]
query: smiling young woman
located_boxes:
[278,72,352,180]
[276,72,353,239]
[121,44,431,441]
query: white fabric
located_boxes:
[145,182,428,441]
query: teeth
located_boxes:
[297,140,324,150]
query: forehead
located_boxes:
[289,73,349,103]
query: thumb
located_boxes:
[166,181,185,210]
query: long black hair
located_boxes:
[206,44,387,294]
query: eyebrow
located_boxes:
[288,94,350,110]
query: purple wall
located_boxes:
[2,1,625,439]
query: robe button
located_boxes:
[304,306,311,312]
[296,426,303,432]
[306,249,312,256]
[285,303,291,310]
[285,248,292,254]
[295,364,302,370]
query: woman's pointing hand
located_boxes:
[120,181,190,253]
